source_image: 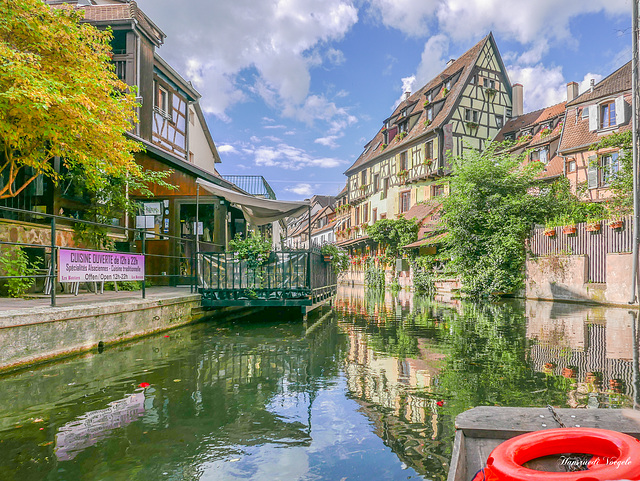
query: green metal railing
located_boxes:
[197,249,336,305]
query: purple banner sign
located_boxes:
[58,249,145,282]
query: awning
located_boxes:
[197,178,309,226]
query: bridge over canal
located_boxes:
[196,248,337,316]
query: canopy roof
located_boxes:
[196,178,309,226]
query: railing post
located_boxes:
[50,217,56,307]
[192,237,197,293]
[141,233,146,299]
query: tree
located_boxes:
[440,141,575,297]
[366,217,420,259]
[0,0,144,198]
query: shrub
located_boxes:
[0,247,39,297]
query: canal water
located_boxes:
[0,286,636,480]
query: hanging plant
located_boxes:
[424,119,432,128]
[466,121,479,130]
[485,87,497,98]
[381,143,388,150]
[540,126,552,137]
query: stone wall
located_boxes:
[526,252,638,307]
[0,293,202,372]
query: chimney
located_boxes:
[404,90,411,101]
[446,58,456,67]
[590,78,595,92]
[566,82,579,102]
[512,83,523,117]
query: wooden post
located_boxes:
[50,217,56,307]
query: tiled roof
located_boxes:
[51,1,166,46]
[559,93,632,154]
[403,203,440,222]
[494,102,566,146]
[566,61,631,107]
[404,232,448,249]
[537,155,564,180]
[345,34,494,176]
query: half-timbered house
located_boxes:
[340,33,513,251]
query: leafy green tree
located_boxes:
[366,217,420,259]
[440,141,574,297]
[0,0,144,197]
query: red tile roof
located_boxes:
[494,102,566,147]
[566,61,631,107]
[345,34,496,176]
[537,155,564,180]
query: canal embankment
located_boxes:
[0,287,263,373]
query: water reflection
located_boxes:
[0,290,637,481]
[335,286,638,478]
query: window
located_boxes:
[355,206,360,225]
[445,79,451,90]
[361,170,367,186]
[156,85,168,115]
[469,74,477,85]
[372,208,377,223]
[400,191,411,213]
[496,115,504,128]
[465,109,479,123]
[600,101,616,129]
[363,203,369,223]
[602,152,619,185]
[382,178,389,199]
[506,108,512,119]
[373,174,380,191]
[427,91,432,102]
[426,107,433,122]
[530,148,548,163]
[425,140,434,160]
[399,151,408,171]
[567,160,576,172]
[432,184,445,197]
[581,107,589,119]
[483,78,495,89]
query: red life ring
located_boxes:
[483,427,640,481]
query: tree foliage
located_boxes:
[440,141,576,297]
[366,217,420,258]
[0,0,144,198]
[229,232,272,269]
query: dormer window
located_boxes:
[427,91,432,102]
[426,107,433,122]
[445,79,451,89]
[588,96,626,131]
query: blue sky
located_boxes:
[135,0,633,200]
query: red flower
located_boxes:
[436,400,444,407]
[139,382,151,388]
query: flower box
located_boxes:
[562,225,576,235]
[543,228,556,237]
[609,220,624,229]
[586,222,601,232]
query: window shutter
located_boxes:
[615,95,627,125]
[588,105,598,131]
[587,155,598,189]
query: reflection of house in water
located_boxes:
[342,324,449,475]
[526,301,635,405]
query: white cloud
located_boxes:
[367,0,440,37]
[315,135,341,148]
[217,144,237,154]
[394,34,449,107]
[508,64,605,112]
[287,183,315,196]
[136,0,358,118]
[435,1,627,63]
[326,48,346,66]
[247,143,343,170]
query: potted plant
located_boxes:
[424,158,433,167]
[562,222,577,235]
[586,220,602,232]
[423,100,429,108]
[485,87,497,97]
[424,119,431,127]
[609,218,624,229]
[466,121,479,130]
[359,185,366,192]
[543,226,556,237]
[540,126,552,137]
[381,143,387,150]
[442,87,449,96]
[398,132,407,140]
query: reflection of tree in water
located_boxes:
[337,294,603,480]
